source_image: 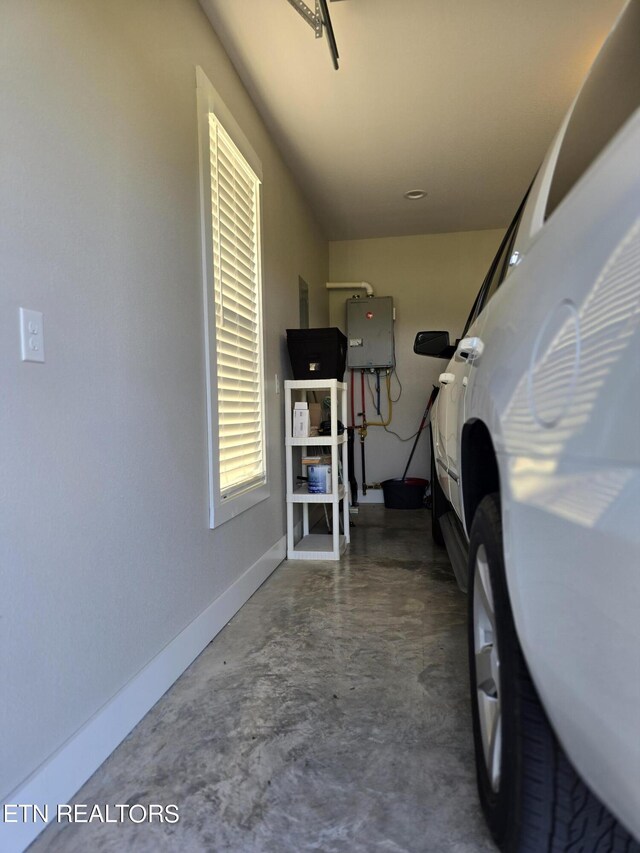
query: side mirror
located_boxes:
[413,330,452,358]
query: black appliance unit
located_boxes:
[286,327,348,382]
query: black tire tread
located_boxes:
[551,749,640,852]
[468,494,640,853]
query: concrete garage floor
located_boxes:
[30,506,497,853]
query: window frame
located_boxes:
[196,66,269,529]
[461,188,530,337]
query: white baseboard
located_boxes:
[357,488,384,504]
[0,536,286,853]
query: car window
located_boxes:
[461,284,485,338]
[461,246,505,337]
[461,191,528,337]
[546,1,640,220]
[482,228,514,306]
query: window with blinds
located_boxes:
[208,114,266,502]
[197,66,269,527]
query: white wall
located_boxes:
[329,230,503,490]
[0,0,327,804]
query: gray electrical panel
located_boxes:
[346,296,395,369]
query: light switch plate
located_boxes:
[20,307,45,363]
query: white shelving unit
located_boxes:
[285,379,350,560]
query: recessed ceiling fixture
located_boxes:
[404,190,427,200]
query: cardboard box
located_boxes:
[309,402,322,428]
[301,455,331,465]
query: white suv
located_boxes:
[415,2,640,849]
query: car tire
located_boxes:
[429,427,445,546]
[468,493,640,852]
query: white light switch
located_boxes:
[20,308,45,363]
[274,373,280,395]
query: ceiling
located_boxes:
[199,0,625,240]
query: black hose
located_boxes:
[361,432,367,495]
[347,428,358,506]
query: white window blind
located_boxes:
[208,114,265,500]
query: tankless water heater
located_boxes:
[346,296,395,369]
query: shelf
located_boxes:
[286,434,347,447]
[289,484,346,503]
[288,533,347,561]
[285,378,350,561]
[285,379,347,391]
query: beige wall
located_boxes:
[329,230,503,491]
[0,0,327,802]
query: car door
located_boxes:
[434,290,482,511]
[440,203,526,518]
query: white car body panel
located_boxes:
[432,364,451,500]
[431,103,640,838]
[441,351,466,517]
[434,330,480,516]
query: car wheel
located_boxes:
[429,427,445,546]
[468,493,639,852]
